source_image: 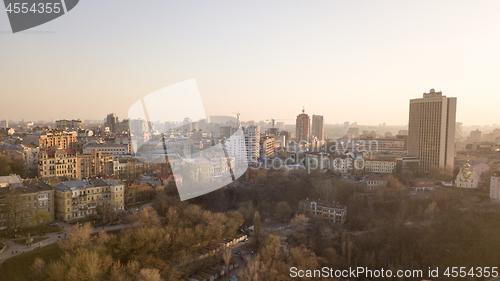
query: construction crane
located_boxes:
[266,118,294,129]
[232,112,241,121]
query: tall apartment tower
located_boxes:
[408,89,457,173]
[105,113,119,133]
[244,125,261,166]
[295,108,310,143]
[311,115,324,141]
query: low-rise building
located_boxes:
[83,143,128,155]
[52,179,125,221]
[365,174,387,190]
[455,159,479,188]
[298,199,347,224]
[0,176,54,231]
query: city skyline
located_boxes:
[2,1,500,125]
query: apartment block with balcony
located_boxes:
[38,149,78,178]
[38,130,78,150]
[0,176,54,231]
[53,179,125,221]
[77,151,114,180]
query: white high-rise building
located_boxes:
[408,89,457,173]
[224,126,261,167]
[244,125,261,165]
[311,115,324,141]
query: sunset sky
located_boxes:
[1,0,499,125]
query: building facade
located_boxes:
[53,179,124,221]
[76,151,114,179]
[299,199,347,224]
[38,130,78,150]
[55,119,83,130]
[244,125,260,166]
[83,143,128,155]
[408,89,457,173]
[0,178,54,231]
[311,115,324,141]
[38,149,77,178]
[295,108,310,143]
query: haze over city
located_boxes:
[2,0,500,125]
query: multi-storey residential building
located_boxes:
[23,144,40,171]
[220,126,237,139]
[311,115,324,141]
[53,179,124,221]
[38,130,78,150]
[408,89,457,173]
[260,136,275,158]
[55,119,83,130]
[105,113,119,133]
[298,199,347,224]
[39,150,113,180]
[0,176,54,231]
[295,108,310,143]
[364,154,397,173]
[356,137,407,154]
[39,149,77,178]
[83,143,128,155]
[77,151,114,179]
[469,129,482,142]
[491,171,500,200]
[244,125,260,166]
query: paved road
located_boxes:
[0,222,132,262]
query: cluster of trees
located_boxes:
[30,197,244,281]
[0,150,23,176]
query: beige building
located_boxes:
[53,179,124,221]
[311,115,324,141]
[39,149,78,178]
[299,199,347,224]
[83,143,128,155]
[490,171,500,200]
[295,108,310,143]
[408,89,457,173]
[55,119,82,130]
[259,136,275,158]
[77,151,114,179]
[38,130,78,150]
[0,177,54,231]
[364,154,397,173]
[39,150,113,180]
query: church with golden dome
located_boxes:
[455,156,479,188]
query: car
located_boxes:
[49,222,58,227]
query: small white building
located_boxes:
[490,171,500,200]
[455,158,478,188]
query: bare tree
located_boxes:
[222,247,232,280]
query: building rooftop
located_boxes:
[301,198,347,210]
[52,179,122,191]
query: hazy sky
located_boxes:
[1,1,499,125]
